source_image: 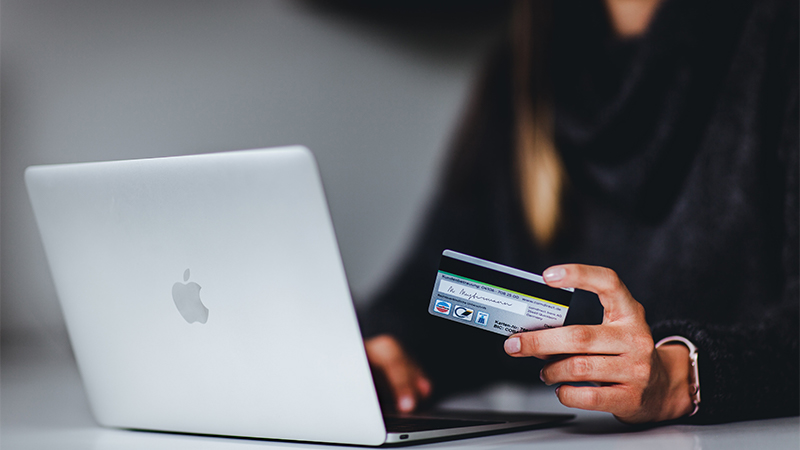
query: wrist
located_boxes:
[656,343,696,420]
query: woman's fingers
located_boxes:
[500,263,693,423]
[383,361,430,412]
[539,354,641,385]
[543,264,643,321]
[364,335,431,412]
[504,263,650,359]
[504,322,641,358]
[555,384,641,419]
[387,372,421,412]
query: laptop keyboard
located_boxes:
[384,416,504,432]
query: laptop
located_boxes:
[25,146,572,446]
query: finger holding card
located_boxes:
[505,264,694,423]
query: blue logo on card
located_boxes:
[475,311,489,326]
[434,300,452,315]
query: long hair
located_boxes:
[513,0,566,249]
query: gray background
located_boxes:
[1,1,504,347]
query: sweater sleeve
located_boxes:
[651,35,799,422]
[357,47,549,398]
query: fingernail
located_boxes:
[554,385,561,396]
[539,369,545,383]
[398,396,414,412]
[504,337,521,354]
[543,267,566,282]
[417,378,432,397]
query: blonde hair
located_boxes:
[512,0,566,249]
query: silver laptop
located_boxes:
[25,146,572,446]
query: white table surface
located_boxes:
[2,337,797,450]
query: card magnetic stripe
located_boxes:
[437,255,572,307]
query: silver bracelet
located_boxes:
[655,335,700,417]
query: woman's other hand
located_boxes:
[504,264,694,423]
[365,334,432,413]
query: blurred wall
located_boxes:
[1,0,503,345]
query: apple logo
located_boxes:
[172,269,209,324]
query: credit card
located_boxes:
[428,250,573,336]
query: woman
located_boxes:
[360,0,798,424]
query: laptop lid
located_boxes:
[25,146,388,445]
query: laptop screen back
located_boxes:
[25,147,387,445]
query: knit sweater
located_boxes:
[360,0,798,423]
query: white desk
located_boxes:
[2,338,797,450]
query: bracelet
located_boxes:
[655,335,700,417]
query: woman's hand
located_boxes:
[504,264,694,423]
[365,334,432,413]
